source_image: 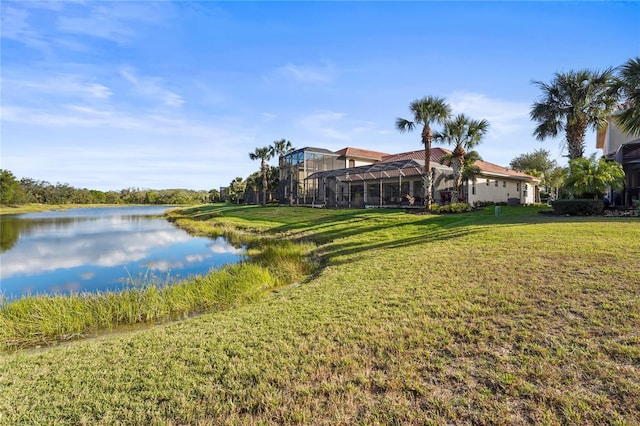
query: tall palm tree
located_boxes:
[434,114,489,203]
[610,57,640,136]
[396,96,451,209]
[530,68,617,160]
[248,146,273,205]
[268,139,294,202]
[438,150,482,203]
[270,139,294,159]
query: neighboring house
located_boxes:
[467,160,540,206]
[280,146,540,207]
[597,112,640,206]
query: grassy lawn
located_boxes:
[1,205,639,424]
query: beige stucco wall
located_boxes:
[341,157,379,168]
[605,120,635,156]
[467,176,537,205]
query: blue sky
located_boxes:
[2,1,639,191]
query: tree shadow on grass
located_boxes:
[282,207,639,268]
[323,225,482,267]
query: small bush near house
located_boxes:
[431,202,473,214]
[473,201,508,208]
[551,199,604,216]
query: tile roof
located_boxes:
[304,146,540,182]
[380,147,540,181]
[474,160,540,181]
[381,147,450,164]
[334,147,389,161]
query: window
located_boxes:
[495,180,498,187]
[503,181,506,188]
[486,179,490,186]
[349,159,355,168]
[472,185,476,195]
[516,183,520,191]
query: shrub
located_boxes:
[551,199,604,216]
[473,201,507,208]
[431,202,473,214]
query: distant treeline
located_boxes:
[0,169,220,205]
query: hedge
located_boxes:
[551,199,604,216]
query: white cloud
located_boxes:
[276,63,335,83]
[0,5,51,51]
[4,75,112,99]
[56,2,169,44]
[119,67,184,107]
[297,111,377,142]
[261,112,277,122]
[448,91,530,138]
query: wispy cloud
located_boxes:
[261,112,277,122]
[448,91,530,138]
[119,67,184,107]
[56,2,170,44]
[298,111,349,140]
[0,5,50,51]
[276,62,335,83]
[297,111,375,142]
[5,75,112,100]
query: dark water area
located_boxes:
[0,206,244,299]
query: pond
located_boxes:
[0,206,244,299]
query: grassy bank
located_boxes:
[0,208,315,350]
[0,203,122,215]
[1,205,639,424]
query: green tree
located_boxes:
[509,148,558,195]
[434,114,489,203]
[268,139,294,202]
[438,150,483,202]
[208,189,221,203]
[228,177,246,204]
[564,153,625,199]
[546,166,567,200]
[509,149,557,176]
[270,139,294,159]
[249,146,274,206]
[610,57,640,136]
[396,96,451,210]
[531,68,618,160]
[0,169,19,204]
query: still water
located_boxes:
[0,206,244,299]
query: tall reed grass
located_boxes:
[0,220,315,350]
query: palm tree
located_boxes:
[438,150,482,203]
[531,68,618,160]
[268,139,294,202]
[270,139,294,159]
[434,114,489,203]
[610,57,640,136]
[248,146,273,205]
[564,153,625,199]
[396,96,451,209]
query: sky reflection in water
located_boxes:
[0,207,244,298]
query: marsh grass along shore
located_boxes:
[1,204,639,424]
[0,206,316,350]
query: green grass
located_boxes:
[1,204,639,425]
[0,221,315,350]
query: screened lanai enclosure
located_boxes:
[304,160,453,208]
[278,147,341,205]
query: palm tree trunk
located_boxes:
[451,156,463,204]
[261,159,267,206]
[422,125,433,210]
[565,119,587,160]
